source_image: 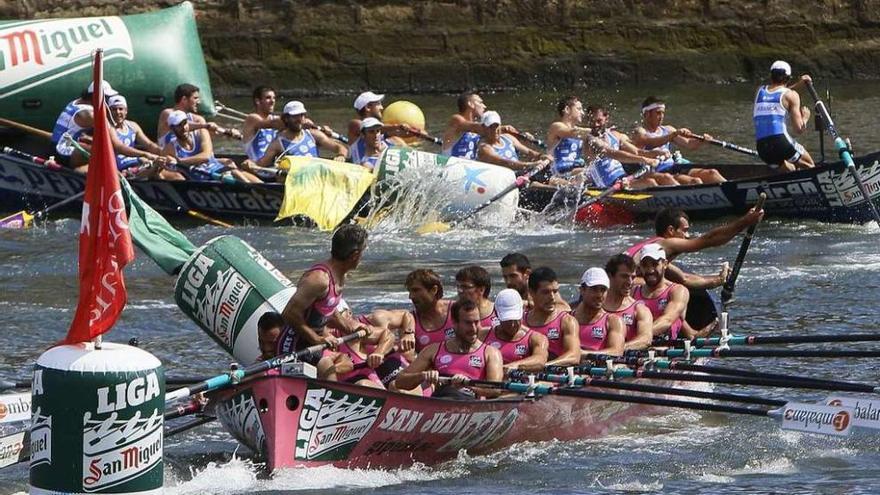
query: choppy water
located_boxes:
[2,82,880,494]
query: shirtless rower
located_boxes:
[406,269,454,355]
[500,253,570,312]
[477,111,552,173]
[455,265,499,329]
[395,299,503,399]
[603,254,653,351]
[242,85,280,162]
[626,206,763,290]
[157,83,239,149]
[754,61,814,171]
[546,95,593,177]
[524,267,581,366]
[572,268,625,358]
[584,105,670,189]
[161,110,261,183]
[631,96,725,184]
[278,225,369,364]
[257,101,348,167]
[482,289,548,373]
[633,244,694,340]
[353,117,405,170]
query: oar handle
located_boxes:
[513,132,547,150]
[413,130,442,146]
[692,134,759,158]
[721,192,766,305]
[305,124,350,144]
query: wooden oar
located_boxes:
[805,80,880,225]
[410,129,442,146]
[304,123,350,144]
[720,192,766,308]
[0,117,53,140]
[690,134,759,158]
[512,131,547,150]
[214,100,249,119]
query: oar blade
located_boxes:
[0,430,28,469]
[0,211,33,229]
[776,402,854,437]
[826,396,880,432]
[0,393,31,424]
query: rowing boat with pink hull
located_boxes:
[208,372,678,471]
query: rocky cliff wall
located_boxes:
[4,0,880,95]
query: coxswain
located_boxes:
[571,268,625,358]
[395,299,503,399]
[626,207,763,290]
[584,105,671,189]
[481,289,548,373]
[441,91,487,159]
[477,111,552,173]
[108,95,182,180]
[603,255,654,351]
[354,117,405,170]
[455,265,499,329]
[157,83,239,149]
[754,61,814,171]
[631,96,725,184]
[161,110,261,183]
[256,311,286,361]
[278,225,369,364]
[524,267,581,366]
[242,85,281,162]
[633,244,691,340]
[257,101,348,167]
[546,96,593,177]
[405,269,454,355]
[500,253,570,312]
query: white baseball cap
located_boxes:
[770,60,792,76]
[353,91,384,111]
[580,267,610,288]
[636,243,667,263]
[108,95,127,108]
[481,111,501,127]
[360,117,383,131]
[167,110,188,127]
[494,288,524,322]
[86,80,119,97]
[283,101,307,116]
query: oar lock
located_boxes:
[717,312,732,351]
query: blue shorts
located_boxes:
[189,158,229,181]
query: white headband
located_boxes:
[641,103,666,115]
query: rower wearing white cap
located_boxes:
[481,289,549,373]
[257,101,348,168]
[754,61,814,171]
[572,268,624,357]
[477,111,552,172]
[107,95,178,178]
[633,244,690,341]
[156,83,239,150]
[347,91,415,149]
[161,110,261,183]
[353,117,405,170]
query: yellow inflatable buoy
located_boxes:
[384,100,426,144]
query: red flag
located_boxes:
[65,49,135,344]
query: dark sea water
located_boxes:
[2,82,880,494]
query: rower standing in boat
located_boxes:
[633,244,692,340]
[161,110,261,183]
[603,254,654,351]
[631,96,726,184]
[395,299,503,399]
[257,101,348,167]
[754,61,815,171]
[482,289,548,373]
[406,269,454,355]
[108,95,182,180]
[455,265,499,329]
[354,118,405,170]
[242,86,280,162]
[572,268,625,358]
[583,105,671,189]
[157,83,239,149]
[524,267,581,366]
[278,225,369,364]
[441,91,487,159]
[546,96,593,178]
[500,253,570,312]
[477,111,552,173]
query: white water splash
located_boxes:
[604,480,664,492]
[728,457,798,475]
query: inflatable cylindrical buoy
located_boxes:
[174,235,295,364]
[30,342,165,495]
[383,101,426,144]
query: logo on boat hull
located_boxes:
[295,385,385,461]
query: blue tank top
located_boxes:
[444,131,481,160]
[641,126,678,173]
[158,112,196,148]
[245,127,278,161]
[172,132,206,160]
[115,122,139,170]
[51,100,91,155]
[350,136,394,164]
[588,130,626,188]
[491,135,519,161]
[753,86,789,140]
[278,130,318,158]
[552,136,583,174]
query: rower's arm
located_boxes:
[631,126,675,149]
[547,314,582,366]
[785,89,809,135]
[312,129,348,160]
[473,346,504,399]
[108,120,153,159]
[580,315,625,359]
[394,344,439,390]
[256,140,282,168]
[505,333,549,373]
[623,304,654,351]
[346,119,361,145]
[651,285,689,336]
[280,270,331,346]
[477,143,534,172]
[588,135,656,166]
[510,135,548,162]
[662,207,763,257]
[173,129,215,166]
[132,122,163,155]
[664,264,723,290]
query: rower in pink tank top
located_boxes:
[525,311,567,358]
[484,327,533,364]
[433,341,488,380]
[413,304,455,351]
[480,308,500,330]
[323,341,381,385]
[633,284,682,339]
[303,263,342,329]
[608,300,643,341]
[625,236,662,258]
[577,312,610,351]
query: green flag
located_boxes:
[120,179,195,275]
